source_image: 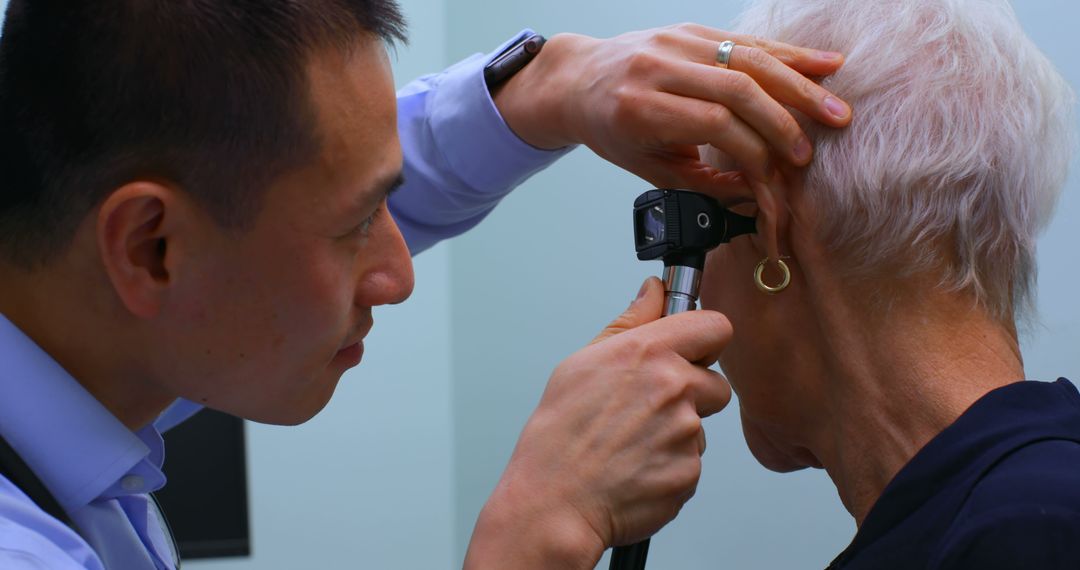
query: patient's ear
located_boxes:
[751,173,792,261]
[97,182,184,318]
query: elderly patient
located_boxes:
[700,0,1077,567]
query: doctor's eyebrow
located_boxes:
[376,171,405,200]
[350,170,404,215]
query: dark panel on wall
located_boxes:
[157,408,251,559]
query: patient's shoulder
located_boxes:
[930,439,1080,570]
[966,438,1080,513]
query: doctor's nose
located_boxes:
[357,208,415,307]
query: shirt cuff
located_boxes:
[428,29,575,195]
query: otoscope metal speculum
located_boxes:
[609,189,757,570]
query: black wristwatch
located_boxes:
[483,33,546,89]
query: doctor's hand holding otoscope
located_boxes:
[464,189,761,568]
[610,189,760,570]
[465,191,767,570]
[465,255,735,569]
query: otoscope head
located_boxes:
[633,189,756,269]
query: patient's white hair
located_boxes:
[729,0,1075,320]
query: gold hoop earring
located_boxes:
[754,257,791,294]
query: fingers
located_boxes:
[657,59,810,168]
[523,299,731,546]
[627,309,734,366]
[692,367,732,417]
[596,300,733,416]
[591,277,664,345]
[591,285,734,415]
[642,91,774,182]
[653,27,853,172]
[671,23,845,77]
[726,44,851,127]
[616,141,753,201]
[659,38,854,156]
[637,157,752,201]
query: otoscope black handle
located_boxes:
[610,539,650,570]
[610,265,699,570]
[626,188,732,569]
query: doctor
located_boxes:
[0,0,851,568]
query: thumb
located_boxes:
[590,277,664,345]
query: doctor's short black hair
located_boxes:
[0,0,407,269]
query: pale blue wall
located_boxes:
[1014,3,1080,385]
[447,1,1080,569]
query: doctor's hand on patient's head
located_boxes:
[493,23,853,203]
[464,277,733,569]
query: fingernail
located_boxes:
[632,278,650,305]
[824,95,850,120]
[818,51,843,61]
[793,136,812,162]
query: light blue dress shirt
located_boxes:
[391,30,573,255]
[0,30,569,569]
[0,315,174,570]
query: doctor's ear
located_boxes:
[97,181,186,319]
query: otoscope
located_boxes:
[610,189,757,570]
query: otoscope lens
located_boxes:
[642,205,666,243]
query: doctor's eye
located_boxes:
[343,204,385,240]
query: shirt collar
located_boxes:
[0,313,165,512]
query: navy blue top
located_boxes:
[829,379,1080,569]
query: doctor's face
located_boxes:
[155,38,414,425]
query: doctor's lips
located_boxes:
[334,321,373,368]
[334,341,364,367]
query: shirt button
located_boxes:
[120,475,144,492]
